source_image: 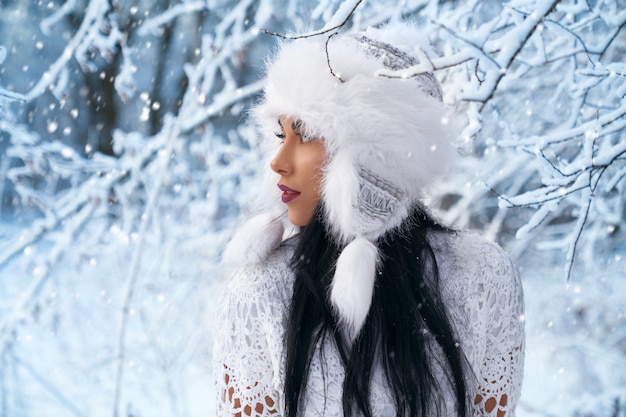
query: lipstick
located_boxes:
[278,184,300,203]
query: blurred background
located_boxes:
[0,0,625,416]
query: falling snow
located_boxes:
[1,1,625,417]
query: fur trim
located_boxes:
[330,236,378,340]
[222,212,284,265]
[321,151,359,243]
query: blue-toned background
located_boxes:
[1,0,625,416]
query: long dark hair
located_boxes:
[284,205,469,417]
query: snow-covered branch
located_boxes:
[428,0,626,280]
[1,0,625,415]
[25,0,122,100]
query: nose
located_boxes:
[270,141,292,175]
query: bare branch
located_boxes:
[565,186,593,280]
[261,0,363,40]
[112,120,178,417]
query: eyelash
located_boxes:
[275,121,312,143]
[276,119,285,142]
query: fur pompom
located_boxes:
[330,237,378,339]
[222,212,284,265]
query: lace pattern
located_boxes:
[213,231,525,416]
[430,232,525,417]
[213,246,293,416]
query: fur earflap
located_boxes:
[330,237,379,340]
[222,212,284,265]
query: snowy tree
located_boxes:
[419,0,626,282]
[0,0,625,416]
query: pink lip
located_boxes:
[278,184,301,203]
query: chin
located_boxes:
[288,216,307,227]
[288,211,311,227]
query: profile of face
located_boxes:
[270,116,327,227]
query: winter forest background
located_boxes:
[0,0,625,416]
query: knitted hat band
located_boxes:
[354,167,403,236]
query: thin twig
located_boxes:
[497,184,589,208]
[112,120,177,417]
[478,0,561,111]
[599,15,626,58]
[260,0,363,40]
[325,31,344,82]
[512,6,595,65]
[0,90,27,102]
[565,184,592,281]
[435,21,500,68]
[260,0,363,82]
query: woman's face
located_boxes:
[270,116,326,227]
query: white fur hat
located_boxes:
[226,24,458,339]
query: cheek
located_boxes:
[309,156,326,196]
[295,141,327,198]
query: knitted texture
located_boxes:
[213,231,525,416]
[351,34,443,102]
[354,168,403,235]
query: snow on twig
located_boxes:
[180,79,264,135]
[137,1,206,37]
[0,89,26,103]
[565,187,592,280]
[112,118,177,417]
[476,0,560,108]
[40,0,79,36]
[2,0,626,413]
[26,0,118,100]
[261,0,363,40]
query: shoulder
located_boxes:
[427,230,525,374]
[427,229,519,290]
[213,241,296,404]
[220,240,296,308]
[213,240,296,360]
[426,229,524,336]
[428,229,509,263]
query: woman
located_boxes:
[213,24,525,417]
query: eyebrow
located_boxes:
[277,118,304,136]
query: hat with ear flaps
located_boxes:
[224,24,458,339]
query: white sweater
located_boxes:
[213,230,525,416]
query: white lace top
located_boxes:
[213,230,525,416]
